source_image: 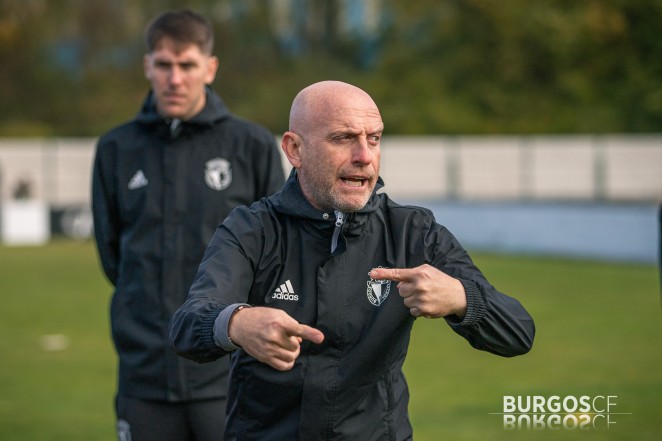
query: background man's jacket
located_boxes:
[93,87,285,401]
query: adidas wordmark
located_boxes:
[272,280,298,301]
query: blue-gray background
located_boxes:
[406,200,659,264]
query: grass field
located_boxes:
[0,240,660,440]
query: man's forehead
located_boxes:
[150,38,205,58]
[290,81,383,134]
[323,108,383,131]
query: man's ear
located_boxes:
[281,132,303,169]
[205,55,219,84]
[143,54,152,81]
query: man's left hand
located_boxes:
[370,264,467,319]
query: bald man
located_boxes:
[170,81,535,440]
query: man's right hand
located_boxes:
[228,306,324,371]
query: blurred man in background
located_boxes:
[92,9,284,441]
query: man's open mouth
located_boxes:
[341,177,366,187]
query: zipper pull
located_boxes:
[331,210,345,253]
[335,210,344,227]
[169,118,182,138]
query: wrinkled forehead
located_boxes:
[308,94,383,133]
[321,105,383,133]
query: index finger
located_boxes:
[282,319,325,345]
[370,267,415,282]
[298,324,325,345]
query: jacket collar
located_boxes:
[272,169,384,224]
[135,85,231,127]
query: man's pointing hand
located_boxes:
[370,264,467,319]
[229,307,324,371]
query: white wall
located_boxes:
[0,135,660,206]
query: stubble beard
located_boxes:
[304,175,375,213]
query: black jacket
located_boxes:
[170,171,535,440]
[92,87,285,401]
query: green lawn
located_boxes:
[0,241,660,440]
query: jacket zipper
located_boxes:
[331,210,345,253]
[169,118,182,138]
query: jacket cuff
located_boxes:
[213,303,251,351]
[447,280,487,327]
[200,306,224,348]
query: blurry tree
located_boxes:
[0,0,660,136]
[0,0,147,135]
[377,0,662,133]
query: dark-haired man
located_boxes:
[92,9,284,441]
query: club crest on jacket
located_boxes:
[205,157,232,191]
[367,269,391,306]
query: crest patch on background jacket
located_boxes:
[367,268,391,306]
[205,157,232,190]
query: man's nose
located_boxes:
[352,137,375,165]
[169,66,183,85]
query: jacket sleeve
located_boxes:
[91,137,120,286]
[169,206,263,363]
[426,222,535,357]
